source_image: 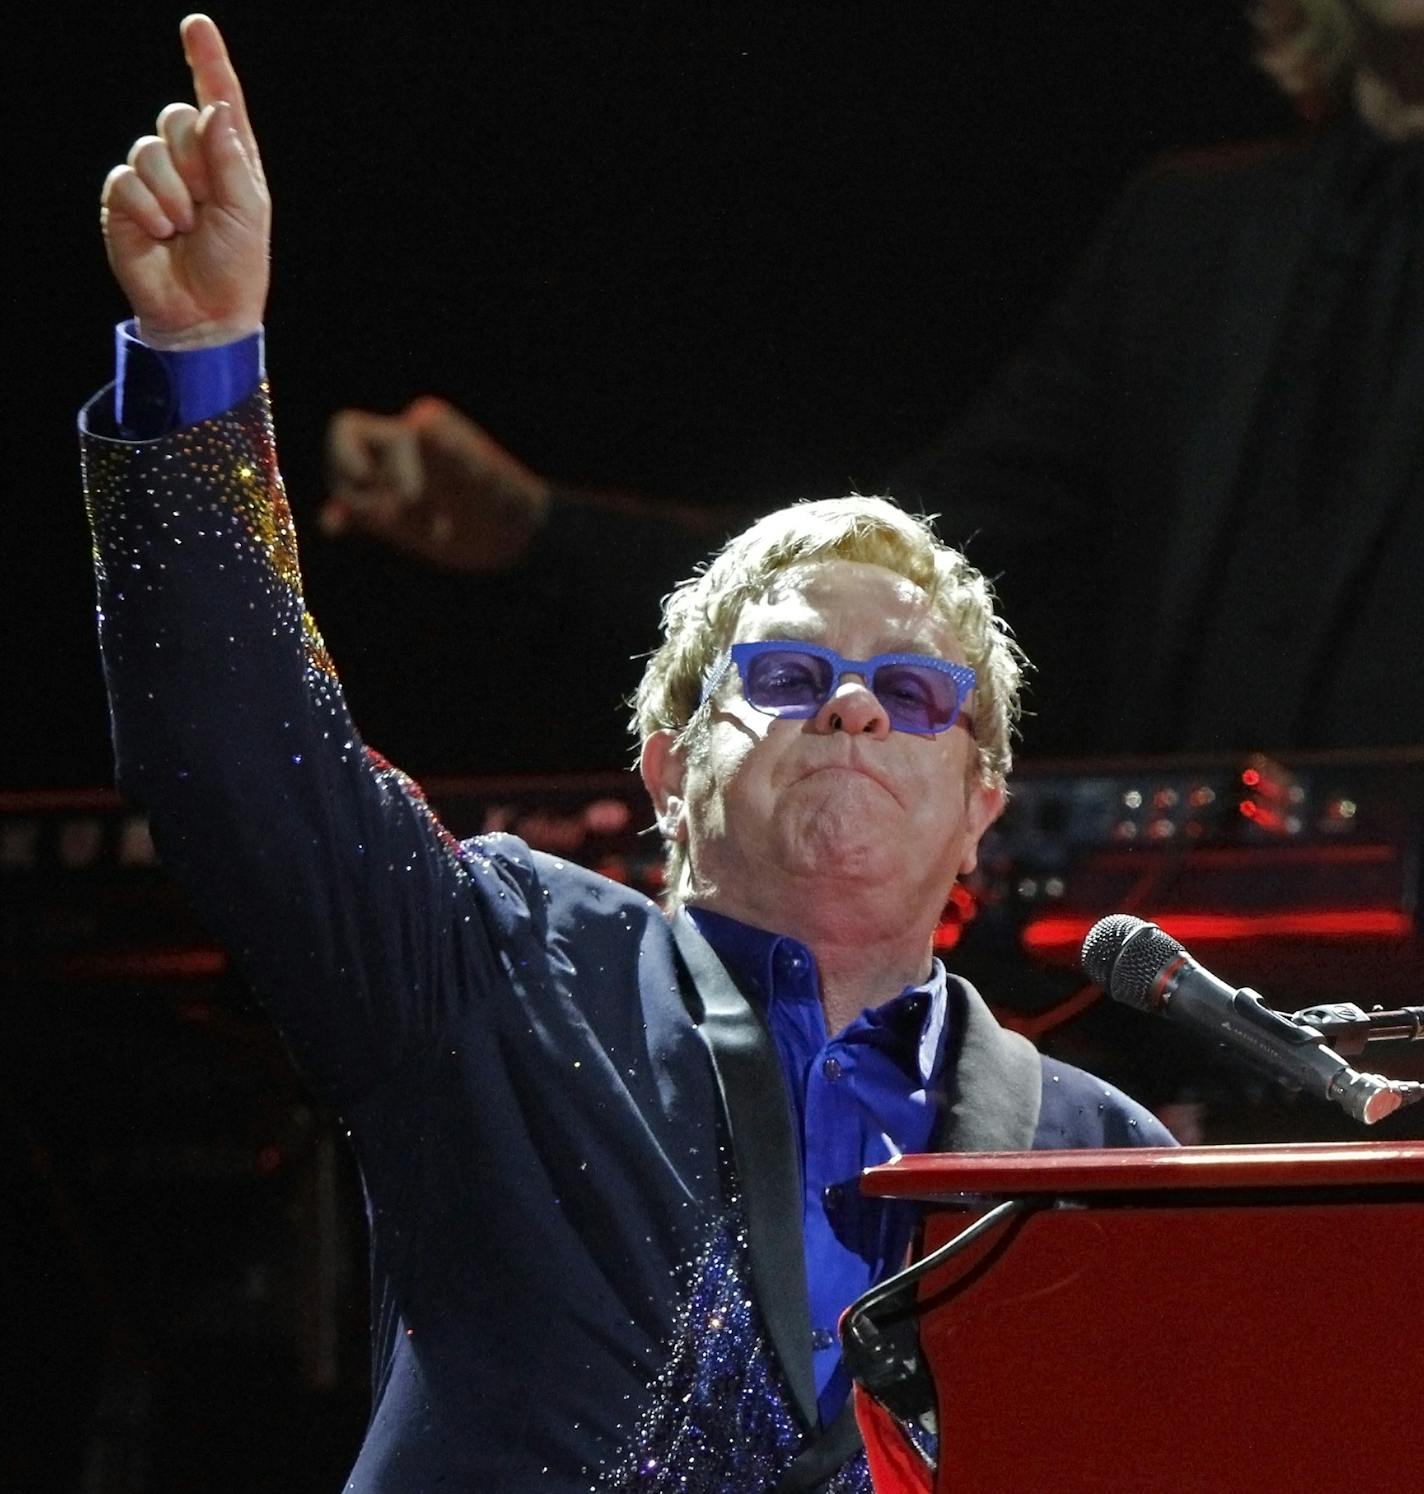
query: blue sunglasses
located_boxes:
[702,639,976,736]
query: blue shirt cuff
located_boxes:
[114,319,265,438]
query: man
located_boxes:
[86,17,1171,1490]
[323,0,1423,759]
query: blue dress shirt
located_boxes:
[688,907,946,1424]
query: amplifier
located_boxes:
[961,747,1422,1016]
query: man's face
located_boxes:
[644,558,1003,923]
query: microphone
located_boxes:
[1081,914,1406,1126]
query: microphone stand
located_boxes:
[1276,1004,1424,1124]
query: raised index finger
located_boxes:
[180,14,263,176]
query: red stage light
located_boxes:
[1021,908,1413,955]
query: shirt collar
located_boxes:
[684,906,949,1087]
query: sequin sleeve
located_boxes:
[80,385,510,1102]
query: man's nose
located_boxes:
[812,678,891,739]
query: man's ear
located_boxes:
[956,782,1005,878]
[640,729,688,842]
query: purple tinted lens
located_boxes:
[743,648,834,716]
[871,662,957,732]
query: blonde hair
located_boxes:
[632,495,1024,900]
[1250,0,1361,120]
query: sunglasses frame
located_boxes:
[703,639,976,736]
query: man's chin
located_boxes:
[779,832,902,888]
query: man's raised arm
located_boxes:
[83,16,512,1106]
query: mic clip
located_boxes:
[1288,1002,1424,1056]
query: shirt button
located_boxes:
[811,1327,836,1351]
[821,1055,844,1081]
[822,1183,845,1212]
[775,945,810,979]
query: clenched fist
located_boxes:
[322,399,552,572]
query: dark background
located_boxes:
[5,4,1315,1491]
[9,0,1291,790]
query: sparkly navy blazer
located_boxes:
[81,385,1173,1492]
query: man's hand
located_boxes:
[321,398,552,572]
[100,14,269,350]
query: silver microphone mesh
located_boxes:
[1081,914,1184,1011]
[1080,913,1146,985]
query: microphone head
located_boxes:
[1081,913,1148,985]
[1081,914,1184,1011]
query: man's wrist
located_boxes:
[133,315,265,352]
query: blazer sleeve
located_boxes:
[80,383,525,1106]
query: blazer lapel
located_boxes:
[669,911,820,1430]
[932,977,1042,1152]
